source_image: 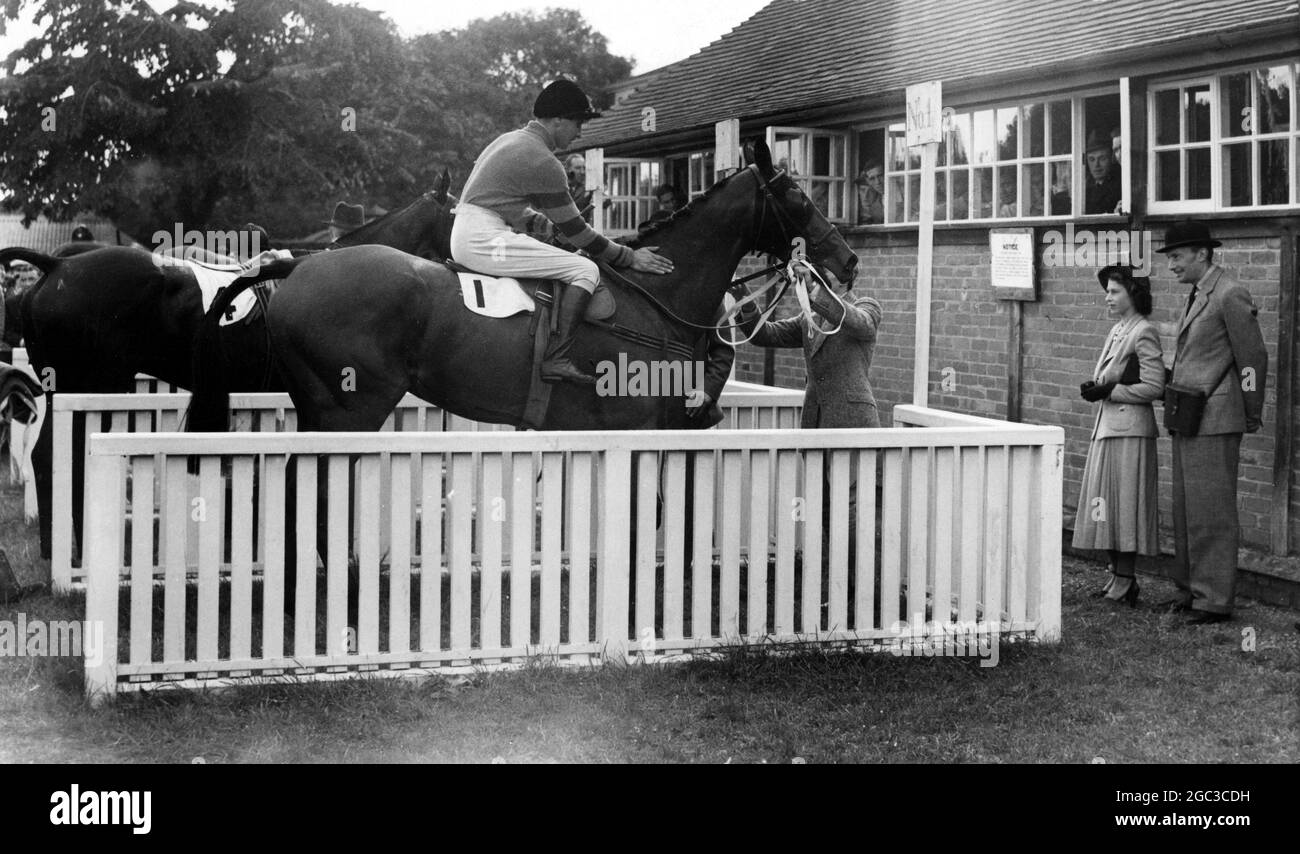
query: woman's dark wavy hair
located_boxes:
[1097,264,1153,316]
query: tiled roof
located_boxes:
[0,214,131,254]
[579,0,1299,149]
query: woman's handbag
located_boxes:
[1163,365,1232,436]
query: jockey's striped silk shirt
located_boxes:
[458,121,635,267]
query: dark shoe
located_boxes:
[1105,577,1139,608]
[1157,597,1192,613]
[541,286,597,385]
[1185,610,1230,625]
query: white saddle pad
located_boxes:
[457,271,535,318]
[185,250,291,326]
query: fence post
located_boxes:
[83,445,122,707]
[51,400,74,593]
[597,447,631,663]
[1036,443,1063,642]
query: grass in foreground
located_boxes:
[1,480,1297,763]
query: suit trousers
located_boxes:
[1170,433,1242,614]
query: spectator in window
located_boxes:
[636,184,683,237]
[1072,265,1165,607]
[564,154,593,217]
[1084,130,1123,214]
[997,172,1018,218]
[854,161,885,224]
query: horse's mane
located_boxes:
[625,167,753,248]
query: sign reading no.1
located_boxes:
[905,81,943,147]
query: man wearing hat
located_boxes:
[450,78,673,385]
[1084,129,1123,215]
[325,202,366,243]
[1160,220,1267,624]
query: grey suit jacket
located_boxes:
[1171,266,1268,435]
[1090,317,1165,440]
[739,291,883,428]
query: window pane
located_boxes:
[810,180,830,216]
[1186,86,1211,143]
[1026,103,1045,158]
[1257,66,1292,134]
[973,109,996,165]
[888,175,905,222]
[996,166,1017,217]
[1023,163,1044,216]
[1261,138,1290,205]
[812,136,830,176]
[951,169,970,220]
[1223,142,1253,206]
[887,124,907,171]
[773,135,802,176]
[1049,100,1071,155]
[831,135,846,176]
[1050,161,1071,214]
[934,171,948,220]
[908,174,920,221]
[1224,72,1251,139]
[1187,147,1211,198]
[1154,89,1180,145]
[997,107,1019,161]
[1156,150,1180,200]
[972,167,993,218]
[946,112,971,166]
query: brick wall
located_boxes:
[733,220,1294,554]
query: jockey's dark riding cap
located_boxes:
[533,79,602,121]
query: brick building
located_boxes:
[575,0,1300,557]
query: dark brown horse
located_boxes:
[7,173,455,559]
[190,142,855,433]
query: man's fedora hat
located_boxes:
[1156,220,1222,254]
[323,202,366,230]
[1084,129,1114,155]
[534,79,602,121]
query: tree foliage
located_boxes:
[0,2,632,240]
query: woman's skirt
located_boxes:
[1071,435,1160,555]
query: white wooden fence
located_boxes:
[81,413,1063,703]
[51,386,803,591]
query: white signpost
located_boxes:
[906,81,942,407]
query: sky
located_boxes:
[0,0,775,75]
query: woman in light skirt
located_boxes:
[1072,266,1165,605]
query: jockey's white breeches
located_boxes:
[450,203,598,294]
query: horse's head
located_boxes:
[742,139,858,290]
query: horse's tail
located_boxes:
[0,247,59,274]
[186,256,305,432]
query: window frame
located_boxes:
[765,125,852,224]
[1147,62,1298,214]
[603,157,663,237]
[866,86,1123,226]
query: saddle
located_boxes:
[446,260,615,321]
[444,260,618,430]
[160,252,290,327]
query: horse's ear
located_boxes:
[434,169,450,203]
[741,140,756,167]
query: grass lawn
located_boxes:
[2,478,1297,764]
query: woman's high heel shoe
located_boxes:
[1105,576,1139,607]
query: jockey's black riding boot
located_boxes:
[541,286,597,385]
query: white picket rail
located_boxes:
[51,387,804,591]
[80,414,1063,703]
